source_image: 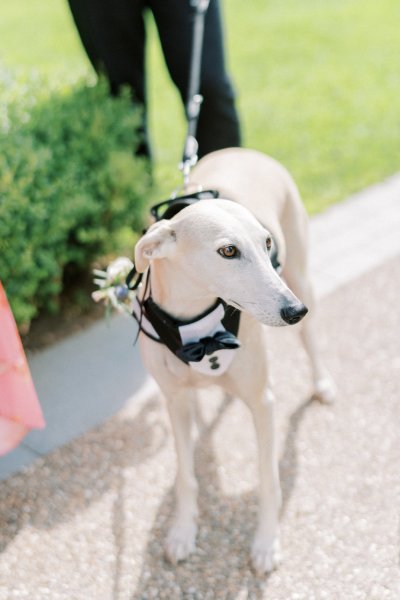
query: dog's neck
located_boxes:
[136,259,241,375]
[147,260,217,321]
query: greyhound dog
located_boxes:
[134,148,335,575]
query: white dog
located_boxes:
[133,148,334,575]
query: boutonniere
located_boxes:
[92,257,135,317]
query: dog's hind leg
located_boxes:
[164,388,199,564]
[281,197,336,403]
[283,268,336,403]
[299,300,336,403]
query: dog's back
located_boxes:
[191,147,308,275]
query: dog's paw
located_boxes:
[251,535,282,575]
[312,377,336,404]
[165,519,197,565]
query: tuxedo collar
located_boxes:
[132,293,241,376]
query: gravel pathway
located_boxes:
[0,257,399,599]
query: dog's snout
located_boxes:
[280,303,308,325]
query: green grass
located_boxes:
[2,0,400,214]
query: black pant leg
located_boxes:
[67,0,151,156]
[149,0,241,157]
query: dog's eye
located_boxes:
[266,237,272,252]
[218,245,240,259]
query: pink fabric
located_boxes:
[0,282,45,456]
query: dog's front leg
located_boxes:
[164,388,198,564]
[247,389,282,575]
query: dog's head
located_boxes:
[135,200,307,327]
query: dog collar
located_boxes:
[132,295,241,377]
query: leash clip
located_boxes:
[179,135,199,188]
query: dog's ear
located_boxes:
[135,220,177,272]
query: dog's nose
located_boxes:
[280,303,308,325]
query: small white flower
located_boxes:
[92,257,136,316]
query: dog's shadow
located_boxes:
[0,379,316,599]
[127,394,315,600]
[0,392,167,553]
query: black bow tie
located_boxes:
[176,330,241,363]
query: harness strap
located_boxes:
[143,296,183,352]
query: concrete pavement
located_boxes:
[0,175,399,598]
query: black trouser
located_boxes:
[67,0,241,158]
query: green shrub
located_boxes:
[0,72,150,329]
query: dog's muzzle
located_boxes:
[280,303,308,325]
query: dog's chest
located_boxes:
[163,348,236,389]
[176,304,237,376]
[136,298,239,378]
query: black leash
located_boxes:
[124,0,212,292]
[180,0,211,188]
[119,2,283,361]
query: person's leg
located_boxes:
[67,0,151,156]
[149,0,241,157]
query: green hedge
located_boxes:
[0,72,150,329]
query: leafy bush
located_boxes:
[0,71,150,329]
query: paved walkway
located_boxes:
[0,175,399,598]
